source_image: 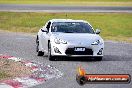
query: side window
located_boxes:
[46,22,51,32]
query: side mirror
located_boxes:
[95,29,101,34]
[41,28,47,32]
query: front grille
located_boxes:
[65,48,93,55]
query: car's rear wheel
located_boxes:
[48,42,54,61]
[36,37,44,56]
[94,57,102,61]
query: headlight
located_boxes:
[54,38,67,44]
[91,40,103,45]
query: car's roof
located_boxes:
[49,19,88,23]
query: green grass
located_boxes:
[0,0,132,6]
[0,72,10,80]
[0,12,132,42]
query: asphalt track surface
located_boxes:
[0,4,132,12]
[0,31,132,88]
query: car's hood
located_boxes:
[51,33,102,45]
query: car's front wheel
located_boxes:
[36,37,44,56]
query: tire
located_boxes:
[37,51,44,56]
[48,42,54,61]
[36,37,39,52]
[94,57,102,61]
[36,37,44,56]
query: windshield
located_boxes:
[51,22,94,34]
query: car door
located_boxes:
[40,21,51,52]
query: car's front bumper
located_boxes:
[50,41,104,57]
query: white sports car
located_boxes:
[36,19,104,61]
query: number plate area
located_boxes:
[74,47,85,51]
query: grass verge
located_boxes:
[0,58,32,80]
[0,12,132,42]
[0,72,10,80]
[0,0,132,6]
